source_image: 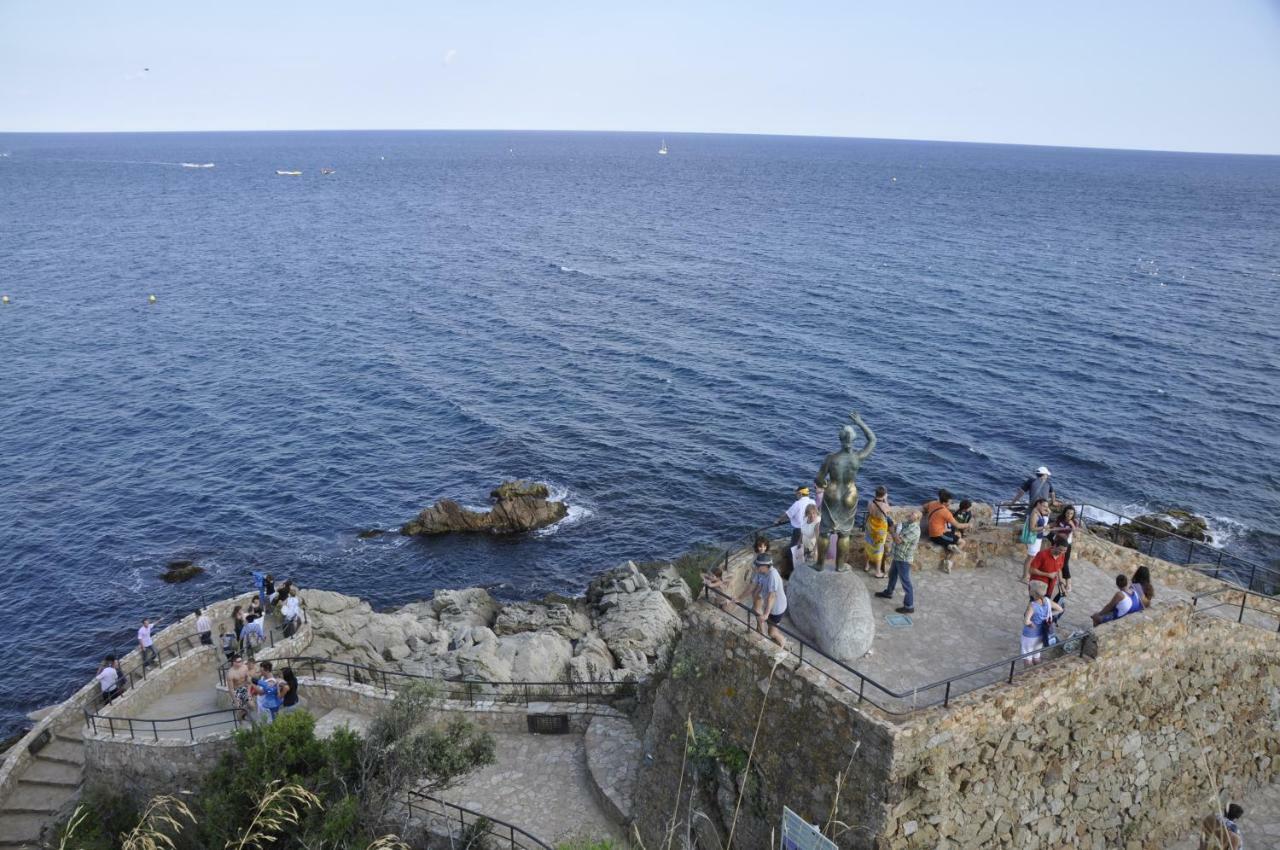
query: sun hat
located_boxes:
[754,554,773,568]
[1036,466,1051,476]
[796,486,810,496]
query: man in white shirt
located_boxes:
[751,554,788,649]
[195,609,213,646]
[137,618,160,667]
[241,614,266,657]
[281,591,302,636]
[778,486,817,547]
[96,655,123,702]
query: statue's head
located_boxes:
[839,424,855,448]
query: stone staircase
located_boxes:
[0,727,85,849]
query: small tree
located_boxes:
[353,681,497,836]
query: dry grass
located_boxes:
[120,796,195,850]
[227,782,322,850]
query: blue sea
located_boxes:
[1,131,1278,735]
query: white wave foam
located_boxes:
[533,481,593,537]
[1078,503,1248,549]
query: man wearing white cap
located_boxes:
[1011,467,1056,508]
[778,486,817,547]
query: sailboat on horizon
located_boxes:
[658,139,668,156]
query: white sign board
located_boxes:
[781,806,837,850]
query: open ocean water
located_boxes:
[1,130,1278,734]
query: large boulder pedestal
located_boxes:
[785,566,875,662]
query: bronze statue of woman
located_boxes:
[814,411,877,570]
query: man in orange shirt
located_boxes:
[921,489,970,573]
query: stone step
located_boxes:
[583,715,642,825]
[5,781,75,813]
[0,811,45,846]
[31,739,83,766]
[21,758,81,786]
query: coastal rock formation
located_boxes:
[785,565,875,662]
[301,559,687,685]
[400,480,568,536]
[160,560,205,584]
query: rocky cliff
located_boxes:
[302,561,692,684]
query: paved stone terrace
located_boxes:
[713,543,1195,712]
[435,730,626,847]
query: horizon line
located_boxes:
[0,126,1277,158]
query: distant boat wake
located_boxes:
[181,162,215,168]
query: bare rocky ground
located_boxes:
[302,561,692,685]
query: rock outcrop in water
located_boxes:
[160,560,205,584]
[302,561,686,684]
[400,480,568,536]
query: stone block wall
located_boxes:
[83,735,237,803]
[631,607,897,850]
[883,603,1280,850]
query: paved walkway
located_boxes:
[98,657,230,739]
[1166,781,1280,848]
[436,731,625,846]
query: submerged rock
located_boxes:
[356,528,387,539]
[786,565,875,662]
[400,479,568,536]
[160,560,205,584]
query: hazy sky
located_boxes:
[2,0,1279,154]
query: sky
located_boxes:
[2,0,1279,154]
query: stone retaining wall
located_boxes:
[83,734,238,802]
[632,606,898,850]
[884,602,1280,849]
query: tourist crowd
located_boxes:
[709,465,1159,665]
[94,571,307,722]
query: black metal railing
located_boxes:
[992,501,1279,595]
[701,583,1088,715]
[220,656,640,707]
[83,706,244,742]
[1191,587,1280,633]
[406,790,552,850]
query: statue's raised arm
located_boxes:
[850,411,876,462]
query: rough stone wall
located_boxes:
[83,734,238,802]
[631,607,896,850]
[883,604,1280,850]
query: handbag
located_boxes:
[1018,516,1037,545]
[1041,614,1059,646]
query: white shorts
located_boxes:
[1021,635,1044,659]
[1026,538,1044,557]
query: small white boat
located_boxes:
[181,162,215,168]
[320,168,335,175]
[658,139,668,155]
[276,170,302,176]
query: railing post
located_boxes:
[944,681,952,708]
[187,716,194,740]
[1215,550,1223,579]
[1009,660,1016,684]
[108,716,115,737]
[1239,593,1247,624]
[153,721,159,742]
